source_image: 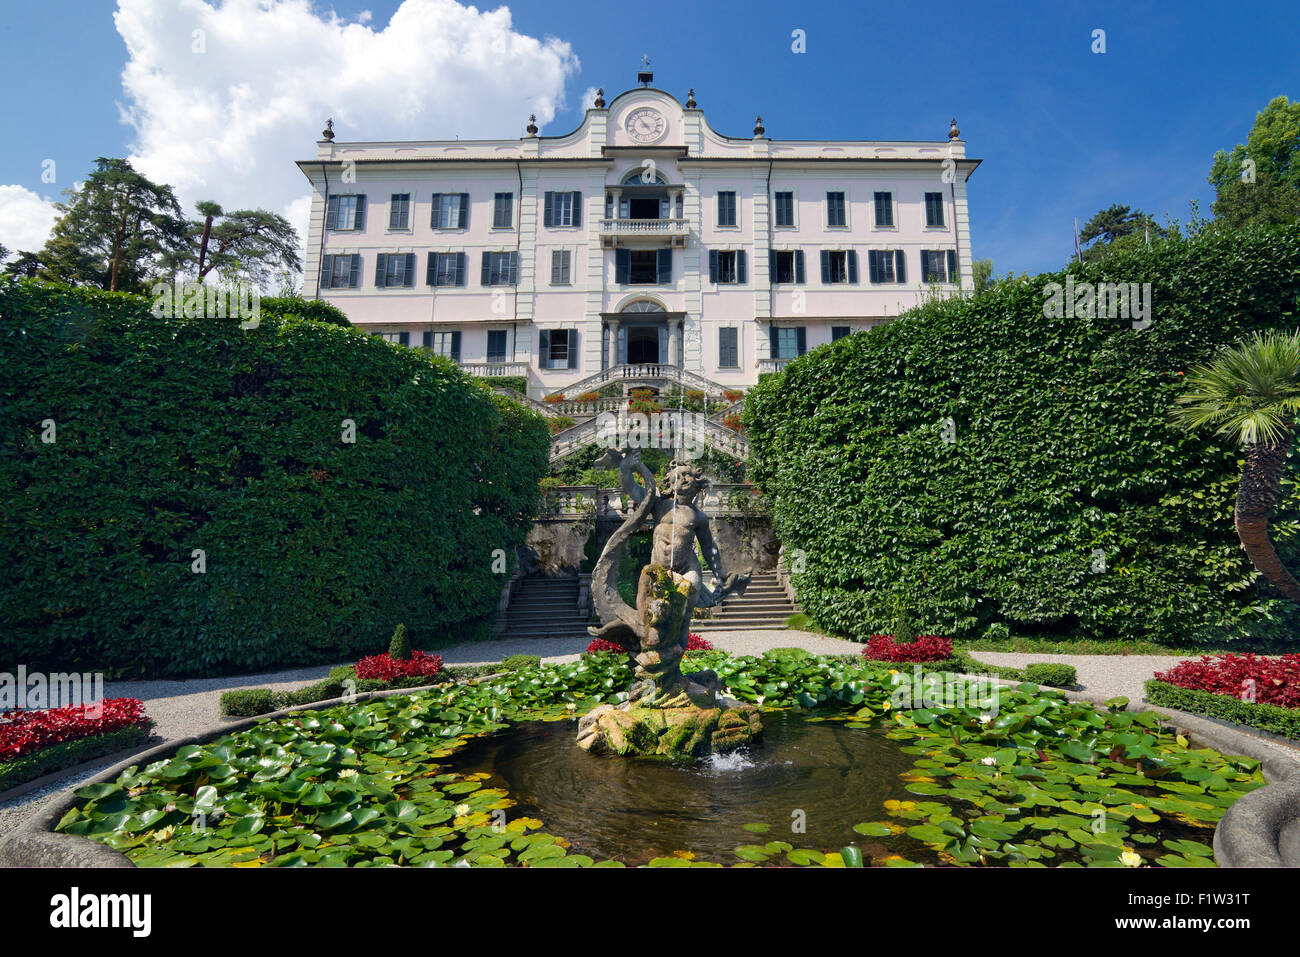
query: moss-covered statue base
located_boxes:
[576,693,762,758]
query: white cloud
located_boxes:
[0,0,581,272]
[0,186,59,255]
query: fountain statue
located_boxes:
[577,450,762,757]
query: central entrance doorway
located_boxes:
[626,326,660,364]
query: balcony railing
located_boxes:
[461,361,528,379]
[599,218,690,235]
[542,483,763,517]
[758,358,795,375]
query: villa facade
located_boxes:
[298,77,979,399]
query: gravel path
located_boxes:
[965,651,1184,705]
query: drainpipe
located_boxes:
[515,160,524,365]
[766,159,774,365]
[949,171,963,295]
[314,162,330,300]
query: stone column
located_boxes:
[669,318,682,367]
[608,319,620,369]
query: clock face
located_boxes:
[625,108,666,143]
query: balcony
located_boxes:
[461,361,528,379]
[758,358,795,375]
[600,218,689,247]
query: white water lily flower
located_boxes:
[338,768,359,778]
[454,803,471,817]
[1120,848,1142,867]
[152,825,175,842]
[978,714,993,725]
[980,756,998,766]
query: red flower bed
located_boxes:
[0,698,151,763]
[861,634,953,662]
[354,650,444,682]
[1154,654,1300,708]
[586,633,713,654]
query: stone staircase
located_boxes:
[692,571,796,632]
[499,575,593,640]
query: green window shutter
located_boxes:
[404,253,416,287]
[481,252,491,286]
[426,252,437,286]
[868,251,880,284]
[567,330,579,369]
[895,249,907,283]
[458,193,469,229]
[539,329,551,367]
[615,249,630,284]
[768,249,777,281]
[709,249,719,283]
[423,331,433,348]
[796,326,806,355]
[326,195,339,230]
[430,194,442,228]
[509,251,519,284]
[455,252,467,286]
[571,192,582,227]
[348,254,360,288]
[947,249,958,281]
[819,250,830,282]
[769,325,777,360]
[451,331,461,361]
[847,250,858,283]
[543,191,554,227]
[551,250,562,285]
[320,254,334,288]
[657,248,671,284]
[795,250,805,283]
[398,332,409,346]
[737,250,747,284]
[374,253,388,287]
[353,195,366,231]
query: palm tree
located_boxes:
[1171,330,1300,602]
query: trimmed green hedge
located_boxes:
[1025,663,1078,688]
[218,665,451,716]
[0,279,550,677]
[0,723,153,792]
[748,224,1300,645]
[1144,679,1300,739]
[258,296,350,327]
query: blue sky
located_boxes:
[0,0,1295,276]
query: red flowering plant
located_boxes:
[586,633,713,654]
[354,651,444,682]
[861,634,953,662]
[627,389,662,416]
[722,413,745,433]
[0,698,152,763]
[1153,654,1300,708]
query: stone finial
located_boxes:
[526,114,538,136]
[593,88,606,109]
[685,88,697,109]
[753,116,765,137]
[948,117,961,140]
[321,118,334,142]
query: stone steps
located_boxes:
[692,572,796,632]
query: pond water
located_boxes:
[451,710,923,865]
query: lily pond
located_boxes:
[56,652,1264,867]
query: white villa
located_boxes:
[298,74,979,400]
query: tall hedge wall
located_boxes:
[748,224,1300,645]
[0,279,549,677]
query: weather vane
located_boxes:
[640,54,651,68]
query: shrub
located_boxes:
[0,698,152,762]
[1145,679,1300,739]
[257,295,349,327]
[686,632,713,651]
[575,391,603,403]
[544,393,564,404]
[722,412,744,432]
[983,623,1012,642]
[549,415,576,435]
[585,633,712,654]
[861,634,953,662]
[354,650,443,682]
[502,654,541,671]
[1153,653,1300,708]
[0,279,549,677]
[1024,663,1078,688]
[748,223,1300,644]
[479,375,526,395]
[0,724,153,792]
[585,637,624,654]
[388,624,411,661]
[219,688,279,717]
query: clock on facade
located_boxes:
[625,108,666,143]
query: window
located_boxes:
[717,191,737,227]
[873,192,894,228]
[819,250,859,284]
[381,332,409,346]
[374,252,416,288]
[708,250,747,284]
[388,194,410,230]
[616,248,671,284]
[551,249,572,285]
[493,192,513,229]
[921,250,959,283]
[544,191,582,227]
[867,250,906,284]
[771,326,806,360]
[422,330,460,360]
[773,191,795,227]
[487,330,508,363]
[831,326,852,341]
[769,250,806,284]
[826,191,847,227]
[540,329,577,370]
[431,193,469,230]
[924,192,946,228]
[718,327,739,368]
[481,251,519,286]
[320,253,360,289]
[426,252,467,287]
[327,195,365,231]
